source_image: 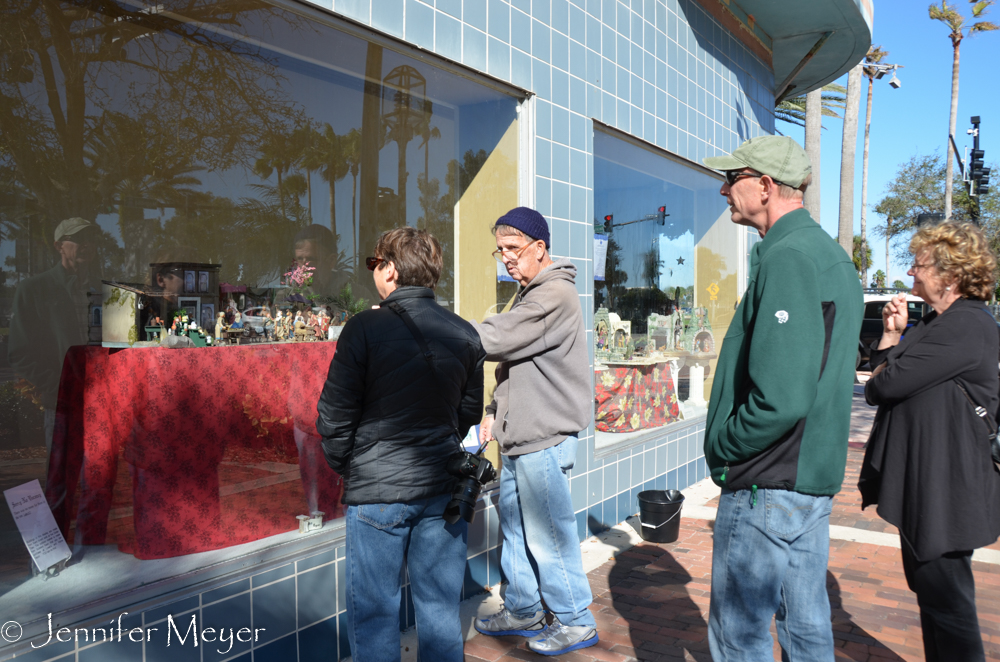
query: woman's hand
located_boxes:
[877,295,908,350]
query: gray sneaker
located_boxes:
[474,606,547,637]
[527,618,599,656]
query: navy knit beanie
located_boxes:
[494,207,550,248]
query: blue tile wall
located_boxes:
[10,1,765,659]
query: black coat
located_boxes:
[859,297,1000,562]
[316,287,486,505]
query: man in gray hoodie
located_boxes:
[472,207,598,657]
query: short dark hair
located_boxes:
[374,227,443,289]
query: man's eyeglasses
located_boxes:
[725,170,762,187]
[492,241,537,263]
[365,257,385,271]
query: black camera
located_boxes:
[443,439,497,524]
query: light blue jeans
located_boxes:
[498,436,596,628]
[345,493,468,662]
[708,487,835,662]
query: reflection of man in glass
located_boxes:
[8,218,100,451]
[288,224,350,305]
[145,262,186,329]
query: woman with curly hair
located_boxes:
[859,221,1000,662]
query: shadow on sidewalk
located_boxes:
[608,545,712,661]
[827,570,905,660]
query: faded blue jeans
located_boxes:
[345,493,467,662]
[498,436,596,628]
[708,487,835,662]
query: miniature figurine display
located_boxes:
[594,306,717,433]
[215,312,226,340]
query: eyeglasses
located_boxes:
[725,170,763,187]
[909,262,934,271]
[492,241,538,263]
[365,256,385,271]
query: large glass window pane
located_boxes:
[593,129,737,447]
[0,0,518,626]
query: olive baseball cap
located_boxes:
[54,217,96,242]
[703,135,812,188]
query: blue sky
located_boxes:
[779,0,1000,286]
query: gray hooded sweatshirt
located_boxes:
[473,259,592,456]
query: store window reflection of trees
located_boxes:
[593,131,738,444]
[0,0,519,603]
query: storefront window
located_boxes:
[0,0,519,627]
[593,129,738,447]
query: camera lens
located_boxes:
[444,478,482,524]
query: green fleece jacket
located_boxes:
[704,209,863,496]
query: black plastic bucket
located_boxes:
[637,490,684,543]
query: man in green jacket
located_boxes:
[701,136,862,662]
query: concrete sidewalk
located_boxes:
[456,384,1000,662]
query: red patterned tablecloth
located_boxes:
[46,343,344,559]
[594,361,681,432]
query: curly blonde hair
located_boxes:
[909,221,996,300]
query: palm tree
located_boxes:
[254,129,298,220]
[928,0,998,220]
[775,83,846,222]
[291,123,320,221]
[859,46,890,285]
[838,64,863,255]
[804,90,823,222]
[774,84,847,127]
[342,129,362,260]
[316,123,350,241]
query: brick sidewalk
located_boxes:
[463,391,1000,661]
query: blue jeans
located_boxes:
[345,493,468,662]
[498,436,596,628]
[708,488,834,662]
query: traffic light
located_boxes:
[976,167,991,196]
[603,214,613,232]
[970,149,986,179]
[657,205,667,225]
[970,148,989,196]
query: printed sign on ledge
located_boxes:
[4,479,71,574]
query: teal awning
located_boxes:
[727,0,874,99]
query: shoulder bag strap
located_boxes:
[384,300,435,372]
[384,299,462,439]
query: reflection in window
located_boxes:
[0,0,518,624]
[593,129,737,447]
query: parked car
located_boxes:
[241,307,271,335]
[858,288,928,369]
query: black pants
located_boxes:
[901,544,985,662]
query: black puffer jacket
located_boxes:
[317,287,486,505]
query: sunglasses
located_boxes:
[725,170,794,189]
[365,256,385,271]
[725,170,763,186]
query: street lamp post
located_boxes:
[860,60,903,286]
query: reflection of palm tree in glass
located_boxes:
[291,123,319,220]
[254,130,300,220]
[315,124,350,248]
[89,112,204,279]
[342,129,362,260]
[382,65,428,221]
